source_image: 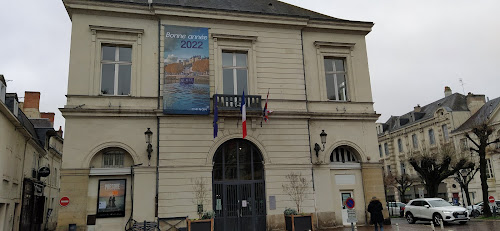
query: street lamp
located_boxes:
[145,128,153,166]
[314,130,328,158]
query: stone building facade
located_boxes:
[58,0,386,230]
[0,75,63,231]
[376,87,486,203]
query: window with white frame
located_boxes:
[330,146,358,163]
[101,45,132,95]
[412,134,418,149]
[222,51,247,95]
[486,159,494,178]
[460,138,468,151]
[379,144,383,158]
[324,58,347,101]
[398,139,403,153]
[442,124,449,141]
[429,129,436,145]
[103,150,125,168]
[384,143,390,156]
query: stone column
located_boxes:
[361,163,389,223]
[57,169,90,231]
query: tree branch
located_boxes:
[466,133,480,148]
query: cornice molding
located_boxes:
[89,25,144,35]
[211,33,257,42]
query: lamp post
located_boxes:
[314,130,328,158]
[145,128,153,166]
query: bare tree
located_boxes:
[385,173,417,203]
[409,143,472,198]
[466,124,500,217]
[282,172,309,213]
[453,166,479,207]
[192,177,209,219]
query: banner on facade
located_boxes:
[163,25,210,115]
[97,179,126,218]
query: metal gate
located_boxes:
[212,139,266,231]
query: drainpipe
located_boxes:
[155,13,161,220]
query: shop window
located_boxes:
[222,51,247,95]
[101,45,132,95]
[324,58,347,101]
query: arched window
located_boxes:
[330,146,359,163]
[90,147,133,168]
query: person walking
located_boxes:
[367,196,384,231]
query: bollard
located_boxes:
[396,223,399,231]
[430,221,435,231]
[439,219,444,230]
[354,225,358,231]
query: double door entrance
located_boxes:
[212,139,266,231]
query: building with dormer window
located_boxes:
[58,1,386,230]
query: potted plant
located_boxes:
[282,172,314,231]
[188,177,214,231]
[188,211,214,231]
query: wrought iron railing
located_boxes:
[214,94,262,112]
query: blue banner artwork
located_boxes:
[163,25,210,115]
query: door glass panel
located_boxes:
[341,193,352,209]
[253,150,263,180]
[224,147,237,180]
[238,143,252,180]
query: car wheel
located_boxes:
[406,213,416,224]
[459,221,468,225]
[433,213,443,226]
[471,210,480,217]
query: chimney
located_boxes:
[57,126,63,138]
[23,91,41,118]
[444,86,452,97]
[466,92,486,115]
[414,104,421,112]
[40,112,55,126]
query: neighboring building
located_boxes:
[451,96,500,205]
[376,87,486,203]
[58,0,385,230]
[0,75,63,231]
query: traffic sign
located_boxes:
[60,196,70,207]
[345,197,355,209]
[489,196,495,203]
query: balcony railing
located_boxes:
[214,94,262,112]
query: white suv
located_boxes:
[404,198,469,226]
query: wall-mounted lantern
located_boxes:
[314,130,327,158]
[145,128,153,166]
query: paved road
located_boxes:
[327,218,500,231]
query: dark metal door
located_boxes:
[213,139,266,231]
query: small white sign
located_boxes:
[347,209,357,223]
[216,199,222,211]
[99,201,106,209]
[242,200,247,207]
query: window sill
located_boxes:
[99,94,132,97]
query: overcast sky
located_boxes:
[1,0,499,133]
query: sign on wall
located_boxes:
[163,25,210,115]
[97,179,127,218]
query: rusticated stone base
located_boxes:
[316,211,336,229]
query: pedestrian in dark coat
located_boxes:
[367,196,384,231]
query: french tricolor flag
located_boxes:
[241,91,247,139]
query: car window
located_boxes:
[410,201,422,206]
[421,201,430,207]
[428,200,451,207]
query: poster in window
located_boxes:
[97,179,126,218]
[163,25,210,115]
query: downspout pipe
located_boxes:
[155,12,161,220]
